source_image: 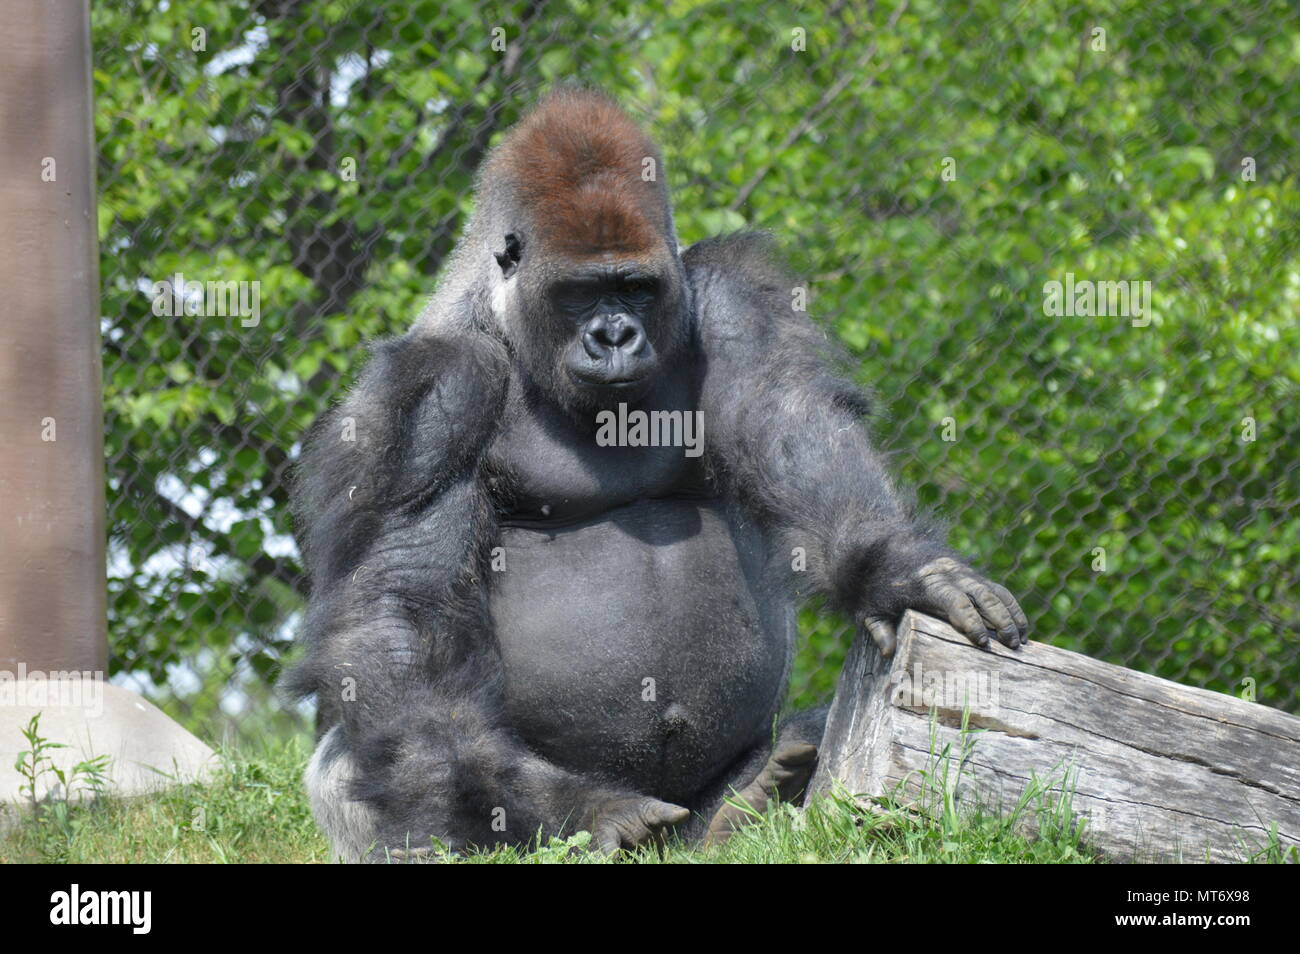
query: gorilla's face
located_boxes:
[496,232,686,415]
[551,267,662,391]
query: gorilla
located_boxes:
[288,87,1028,861]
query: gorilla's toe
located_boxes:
[702,742,819,847]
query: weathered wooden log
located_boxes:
[809,610,1300,862]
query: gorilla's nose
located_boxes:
[583,313,645,358]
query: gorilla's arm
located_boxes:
[686,234,1027,654]
[287,328,685,855]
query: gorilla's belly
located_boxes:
[488,497,792,805]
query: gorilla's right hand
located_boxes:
[346,717,689,860]
[859,556,1029,657]
[374,791,689,861]
[586,794,690,854]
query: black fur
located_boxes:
[289,91,1026,860]
[685,233,955,622]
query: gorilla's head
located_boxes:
[478,88,690,415]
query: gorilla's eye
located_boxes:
[620,276,658,303]
[554,281,600,314]
[495,233,523,279]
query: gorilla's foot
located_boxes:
[591,796,691,855]
[701,741,818,847]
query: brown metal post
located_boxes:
[0,1,107,673]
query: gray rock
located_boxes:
[0,677,217,816]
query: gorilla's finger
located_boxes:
[941,590,992,648]
[771,741,818,768]
[966,582,1020,649]
[595,826,622,855]
[863,615,896,657]
[388,846,431,862]
[623,825,652,849]
[988,581,1029,640]
[639,799,690,828]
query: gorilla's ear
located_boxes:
[494,233,523,279]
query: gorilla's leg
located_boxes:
[305,726,381,863]
[696,706,828,846]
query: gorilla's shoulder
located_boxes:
[358,327,509,415]
[683,231,792,284]
[367,327,506,381]
[683,232,796,338]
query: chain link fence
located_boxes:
[94,0,1300,741]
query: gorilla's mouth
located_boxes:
[567,351,656,390]
[569,365,652,389]
[563,310,660,392]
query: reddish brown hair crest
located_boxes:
[489,88,669,259]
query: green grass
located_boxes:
[454,784,1101,864]
[0,733,1100,864]
[2,734,1291,864]
[1,737,325,864]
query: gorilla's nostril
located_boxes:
[582,330,606,359]
[586,315,643,352]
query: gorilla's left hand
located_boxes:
[860,556,1029,657]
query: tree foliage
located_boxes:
[93,0,1300,730]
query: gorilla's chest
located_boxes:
[487,387,705,524]
[483,379,793,802]
[486,498,794,804]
